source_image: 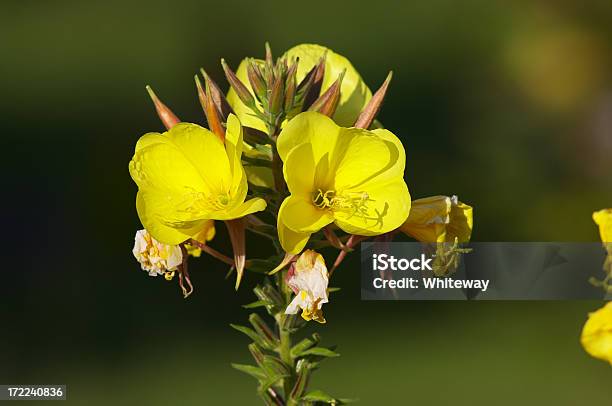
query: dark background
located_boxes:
[2,0,611,404]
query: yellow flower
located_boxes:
[226,43,372,132]
[400,195,473,243]
[285,250,329,323]
[129,114,266,245]
[276,111,411,254]
[581,302,612,365]
[593,209,612,243]
[133,229,182,278]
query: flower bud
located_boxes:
[400,195,473,243]
[145,85,180,130]
[354,71,393,129]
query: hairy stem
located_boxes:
[277,315,295,405]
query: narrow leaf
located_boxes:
[231,363,267,381]
[300,347,340,358]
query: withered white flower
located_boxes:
[285,250,329,323]
[132,229,183,279]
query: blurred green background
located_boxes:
[2,0,611,404]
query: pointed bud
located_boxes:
[354,71,393,129]
[264,42,274,72]
[284,60,298,112]
[145,85,180,130]
[269,74,285,118]
[194,75,225,140]
[300,55,326,111]
[225,218,246,289]
[194,75,209,115]
[308,69,345,117]
[246,59,267,102]
[200,68,233,120]
[221,58,257,110]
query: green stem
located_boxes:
[278,316,296,405]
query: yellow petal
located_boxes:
[225,114,245,196]
[277,215,311,254]
[130,123,232,196]
[166,123,232,194]
[192,220,216,243]
[283,44,372,126]
[136,192,200,245]
[581,302,612,365]
[282,142,316,197]
[279,195,334,234]
[277,111,340,163]
[217,197,267,220]
[334,179,411,236]
[448,199,473,243]
[332,128,402,191]
[593,209,612,243]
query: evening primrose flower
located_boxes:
[227,43,372,132]
[400,195,473,243]
[276,111,410,254]
[133,229,182,279]
[285,250,329,323]
[129,114,266,245]
[581,302,612,365]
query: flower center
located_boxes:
[313,188,380,220]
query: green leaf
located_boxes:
[301,390,358,404]
[327,287,341,293]
[249,314,280,348]
[301,390,336,403]
[229,324,271,349]
[300,347,340,358]
[290,335,320,358]
[262,355,291,377]
[242,300,270,309]
[231,363,267,381]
